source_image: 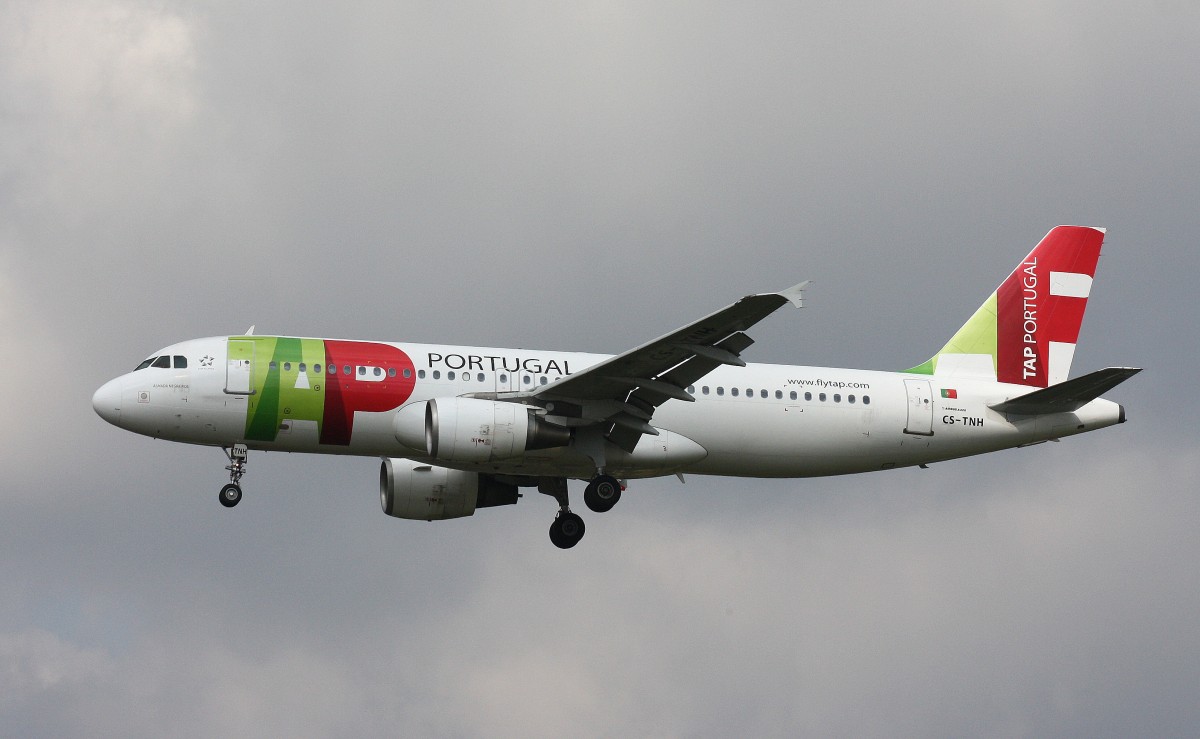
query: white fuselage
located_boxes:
[92,336,1125,481]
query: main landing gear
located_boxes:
[549,510,586,549]
[219,444,248,508]
[540,474,625,549]
[583,474,622,513]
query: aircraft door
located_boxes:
[903,379,934,436]
[226,340,256,395]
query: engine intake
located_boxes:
[394,397,570,463]
[379,457,519,521]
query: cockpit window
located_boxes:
[152,356,171,369]
[135,357,156,371]
[174,355,187,369]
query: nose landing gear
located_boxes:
[219,444,248,508]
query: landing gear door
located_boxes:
[226,340,256,395]
[903,379,933,436]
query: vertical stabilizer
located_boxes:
[907,226,1105,388]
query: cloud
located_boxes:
[2,0,1196,735]
[0,629,110,701]
[1,0,198,208]
[4,440,1196,737]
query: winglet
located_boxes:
[245,325,256,336]
[777,280,811,308]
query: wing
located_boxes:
[523,281,809,452]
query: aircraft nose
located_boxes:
[92,378,123,425]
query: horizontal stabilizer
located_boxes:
[989,367,1142,415]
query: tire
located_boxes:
[583,475,622,513]
[549,512,585,548]
[219,483,242,508]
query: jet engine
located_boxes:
[379,457,519,521]
[393,397,570,463]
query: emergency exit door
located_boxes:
[903,379,934,436]
[225,340,255,395]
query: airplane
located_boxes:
[92,226,1140,548]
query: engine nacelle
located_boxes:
[393,397,570,463]
[379,457,519,521]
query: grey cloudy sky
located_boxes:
[3,1,1198,736]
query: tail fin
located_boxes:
[906,225,1106,388]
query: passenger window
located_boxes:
[731,388,739,397]
[174,355,187,369]
[418,370,426,379]
[153,356,171,369]
[702,386,710,395]
[775,390,782,399]
[299,363,306,373]
[374,367,382,377]
[834,394,841,403]
[477,373,485,382]
[863,395,871,405]
[717,387,725,396]
[284,362,292,372]
[790,391,797,400]
[358,366,366,376]
[805,392,812,401]
[761,389,768,399]
[447,371,455,380]
[403,369,411,379]
[523,376,531,385]
[500,373,508,383]
[388,367,396,378]
[313,364,322,374]
[819,393,827,402]
[328,364,337,374]
[343,365,351,375]
[848,395,855,404]
[540,376,548,385]
[433,370,441,380]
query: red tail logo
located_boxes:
[996,226,1103,387]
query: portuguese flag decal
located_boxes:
[940,388,958,399]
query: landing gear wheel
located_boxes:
[219,444,249,509]
[584,474,622,513]
[219,483,242,508]
[549,511,586,549]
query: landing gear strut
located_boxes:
[219,444,248,508]
[540,477,585,549]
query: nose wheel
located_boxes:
[219,444,249,508]
[219,483,242,507]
